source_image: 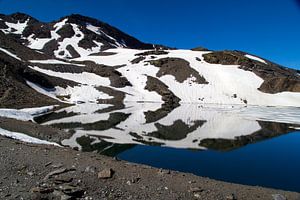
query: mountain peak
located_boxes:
[0,12,159,58]
[57,13,107,27]
[8,12,35,22]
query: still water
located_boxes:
[35,103,300,192]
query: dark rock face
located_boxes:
[131,56,146,64]
[203,51,300,93]
[88,51,117,56]
[145,76,181,105]
[0,20,8,29]
[0,52,61,108]
[0,31,49,61]
[56,24,75,38]
[41,39,59,57]
[191,46,209,51]
[259,77,300,94]
[149,57,209,84]
[135,50,169,56]
[66,45,80,58]
[0,32,77,108]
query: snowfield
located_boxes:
[70,49,300,107]
[0,106,55,121]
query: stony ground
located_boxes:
[0,136,299,200]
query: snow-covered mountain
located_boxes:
[0,13,165,58]
[0,12,300,108]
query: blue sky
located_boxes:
[0,0,299,69]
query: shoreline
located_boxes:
[0,136,299,200]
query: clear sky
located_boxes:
[0,0,299,69]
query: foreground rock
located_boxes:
[0,136,299,200]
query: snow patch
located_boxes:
[0,106,54,121]
[29,66,110,86]
[54,23,103,58]
[26,80,112,104]
[0,128,60,146]
[86,24,125,47]
[29,59,85,66]
[4,19,29,34]
[0,47,21,60]
[245,54,267,64]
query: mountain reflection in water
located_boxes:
[34,103,300,154]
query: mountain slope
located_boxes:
[0,13,299,108]
[0,12,164,59]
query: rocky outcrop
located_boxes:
[203,51,300,93]
[0,31,49,61]
[191,46,209,51]
[0,52,61,108]
[149,57,209,84]
[135,50,169,56]
[145,76,181,105]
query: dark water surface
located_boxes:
[34,103,300,192]
[118,132,300,192]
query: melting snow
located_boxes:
[29,66,111,86]
[0,47,22,60]
[29,59,85,66]
[86,24,125,47]
[0,128,60,146]
[26,80,112,104]
[3,19,29,34]
[54,23,103,58]
[245,54,267,64]
[0,106,54,121]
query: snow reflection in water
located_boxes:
[34,103,300,153]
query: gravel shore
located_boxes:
[0,136,299,200]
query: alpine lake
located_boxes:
[33,102,300,192]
